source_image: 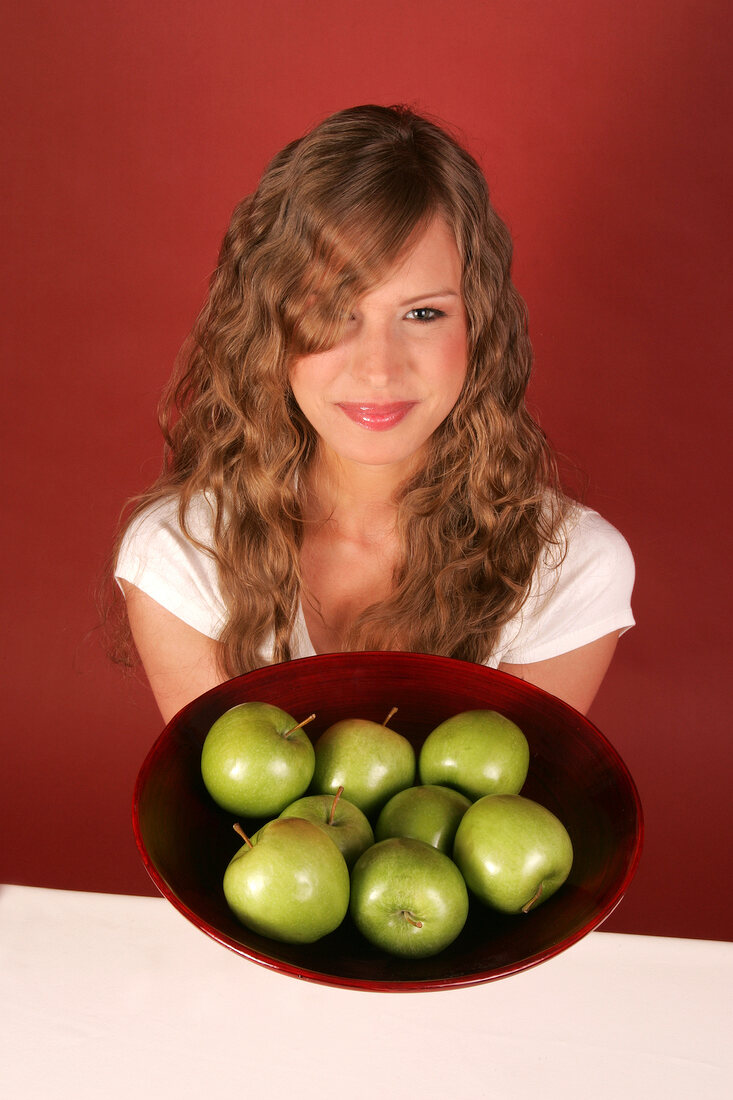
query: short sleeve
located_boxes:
[496,506,635,665]
[114,494,227,640]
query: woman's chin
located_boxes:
[318,437,431,480]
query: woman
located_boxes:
[113,104,634,724]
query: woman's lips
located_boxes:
[337,402,417,430]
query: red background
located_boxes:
[2,1,731,940]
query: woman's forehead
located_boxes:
[355,217,463,303]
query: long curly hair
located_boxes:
[110,104,569,676]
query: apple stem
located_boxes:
[328,786,344,825]
[382,706,398,728]
[284,713,316,739]
[400,910,423,929]
[233,823,254,849]
[522,882,544,913]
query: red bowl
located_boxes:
[133,652,643,992]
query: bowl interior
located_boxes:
[133,652,643,991]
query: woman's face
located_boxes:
[289,217,468,480]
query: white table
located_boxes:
[1,885,730,1099]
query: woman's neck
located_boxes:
[301,449,410,545]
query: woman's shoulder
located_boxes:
[496,501,635,666]
[115,491,225,639]
[556,502,635,578]
[118,491,218,548]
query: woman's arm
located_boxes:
[121,581,227,724]
[498,630,621,715]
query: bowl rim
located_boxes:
[132,651,644,992]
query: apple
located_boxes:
[453,794,574,914]
[278,786,375,868]
[311,710,416,819]
[375,784,471,853]
[418,709,529,800]
[201,701,316,817]
[223,818,350,942]
[350,837,469,957]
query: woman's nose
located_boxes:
[348,324,402,388]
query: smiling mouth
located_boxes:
[337,402,417,430]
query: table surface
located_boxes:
[1,884,731,1100]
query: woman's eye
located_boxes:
[406,307,444,322]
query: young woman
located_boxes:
[112,104,634,724]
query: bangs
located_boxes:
[279,157,445,357]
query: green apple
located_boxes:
[278,786,375,868]
[418,709,529,800]
[201,701,316,817]
[311,712,416,819]
[453,794,573,914]
[375,784,471,853]
[223,818,350,942]
[350,837,469,957]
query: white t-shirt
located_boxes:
[115,493,635,666]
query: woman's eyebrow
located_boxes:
[399,289,461,306]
